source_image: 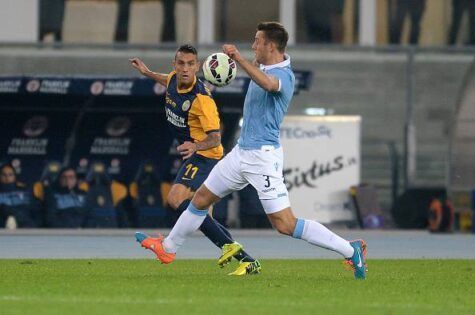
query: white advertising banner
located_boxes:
[280,116,361,224]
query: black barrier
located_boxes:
[392,187,447,229]
[0,111,76,183]
[69,112,172,183]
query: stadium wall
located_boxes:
[0,46,472,209]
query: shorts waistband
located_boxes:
[237,144,280,152]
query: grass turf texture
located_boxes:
[0,259,474,314]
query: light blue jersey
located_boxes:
[238,55,295,150]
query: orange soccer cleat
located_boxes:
[135,232,175,264]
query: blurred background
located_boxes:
[0,0,474,233]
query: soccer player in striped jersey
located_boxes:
[130,45,260,275]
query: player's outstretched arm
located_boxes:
[177,132,221,160]
[222,44,279,92]
[129,57,168,87]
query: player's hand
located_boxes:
[223,44,243,63]
[177,141,197,160]
[129,57,150,75]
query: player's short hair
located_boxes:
[175,44,198,59]
[257,22,288,53]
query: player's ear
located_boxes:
[269,41,277,52]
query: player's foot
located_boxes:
[343,239,367,280]
[228,260,261,276]
[218,242,243,268]
[135,232,175,264]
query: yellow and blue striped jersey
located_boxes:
[164,71,223,160]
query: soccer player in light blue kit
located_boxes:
[136,22,367,279]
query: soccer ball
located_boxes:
[202,53,237,87]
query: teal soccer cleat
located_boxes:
[344,239,367,280]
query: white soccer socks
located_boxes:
[293,218,354,258]
[163,203,208,253]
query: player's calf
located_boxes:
[267,208,298,236]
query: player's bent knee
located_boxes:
[192,185,220,210]
[166,194,182,210]
[192,189,212,209]
[167,184,193,210]
[167,190,189,210]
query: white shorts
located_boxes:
[204,145,290,214]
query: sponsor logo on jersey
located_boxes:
[166,93,177,107]
[262,187,276,193]
[165,108,186,128]
[182,100,191,111]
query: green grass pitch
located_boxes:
[0,259,474,314]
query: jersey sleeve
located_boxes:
[166,71,176,87]
[190,94,221,133]
[269,68,294,96]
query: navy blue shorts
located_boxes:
[174,154,220,191]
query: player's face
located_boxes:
[252,31,271,64]
[173,52,199,87]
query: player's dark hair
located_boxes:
[175,44,198,59]
[257,22,288,53]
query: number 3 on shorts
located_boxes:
[263,175,271,188]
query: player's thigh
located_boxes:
[204,146,248,198]
[242,148,294,219]
[245,171,289,200]
[243,149,288,203]
[245,170,292,224]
